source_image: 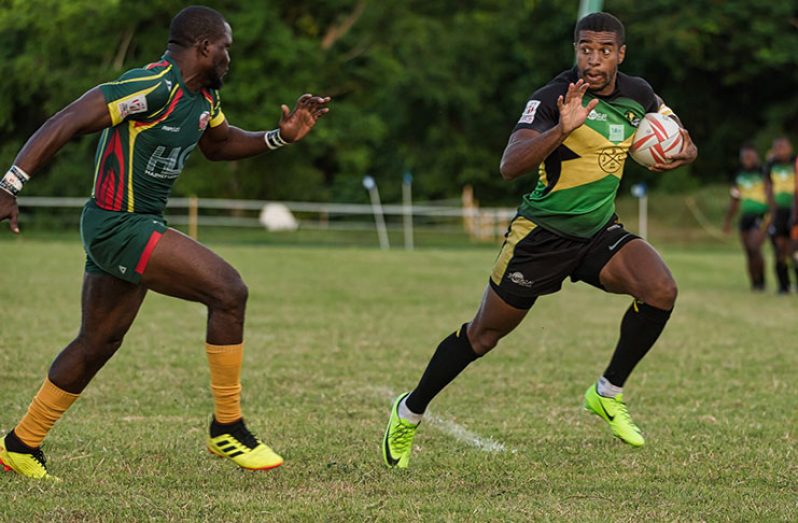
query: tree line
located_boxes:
[1,0,796,205]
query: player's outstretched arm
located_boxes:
[199,93,331,161]
[500,80,599,181]
[0,88,112,233]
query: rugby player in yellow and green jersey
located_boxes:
[92,54,225,214]
[0,6,330,480]
[383,12,697,469]
[723,144,768,290]
[512,65,679,239]
[764,136,797,293]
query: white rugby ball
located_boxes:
[629,113,684,168]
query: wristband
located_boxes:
[0,165,30,197]
[264,129,288,150]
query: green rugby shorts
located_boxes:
[80,199,167,284]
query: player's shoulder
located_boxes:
[111,58,174,85]
[615,72,657,106]
[527,68,576,103]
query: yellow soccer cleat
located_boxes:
[207,418,284,471]
[0,431,61,481]
[584,384,645,447]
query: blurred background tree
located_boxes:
[1,0,796,204]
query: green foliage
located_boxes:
[1,1,796,203]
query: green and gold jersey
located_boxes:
[764,157,796,209]
[512,67,669,238]
[92,54,225,214]
[731,169,768,215]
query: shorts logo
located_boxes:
[598,146,624,174]
[608,234,631,251]
[508,271,534,288]
[118,95,148,120]
[118,265,128,274]
[199,111,211,131]
[518,100,540,125]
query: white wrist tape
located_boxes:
[264,129,288,150]
[0,165,30,197]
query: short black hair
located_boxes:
[740,142,757,152]
[168,5,226,48]
[574,12,625,45]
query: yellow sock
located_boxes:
[206,343,244,424]
[15,378,80,448]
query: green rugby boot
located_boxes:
[382,393,419,469]
[583,384,645,447]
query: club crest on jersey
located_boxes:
[198,111,210,131]
[625,111,641,127]
[599,146,625,174]
[118,95,148,119]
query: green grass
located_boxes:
[1,239,796,521]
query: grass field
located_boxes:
[1,238,796,521]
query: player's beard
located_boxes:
[208,59,228,89]
[208,69,225,89]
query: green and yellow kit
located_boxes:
[513,67,671,239]
[82,54,225,283]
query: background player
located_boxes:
[0,6,330,480]
[383,12,697,468]
[764,136,796,293]
[723,144,768,291]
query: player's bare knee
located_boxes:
[212,272,249,315]
[468,328,501,355]
[648,276,678,309]
[74,331,125,360]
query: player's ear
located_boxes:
[198,38,212,57]
[618,44,626,64]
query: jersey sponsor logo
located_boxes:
[598,146,624,174]
[199,111,210,131]
[144,145,196,180]
[518,100,540,125]
[587,110,608,122]
[161,125,181,132]
[507,271,534,288]
[117,95,148,120]
[608,124,624,143]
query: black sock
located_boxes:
[405,323,480,414]
[776,261,789,292]
[603,301,672,387]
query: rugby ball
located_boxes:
[629,113,684,168]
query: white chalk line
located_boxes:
[370,386,513,454]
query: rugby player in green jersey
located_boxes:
[723,144,768,291]
[0,6,330,480]
[383,12,697,468]
[763,136,797,294]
